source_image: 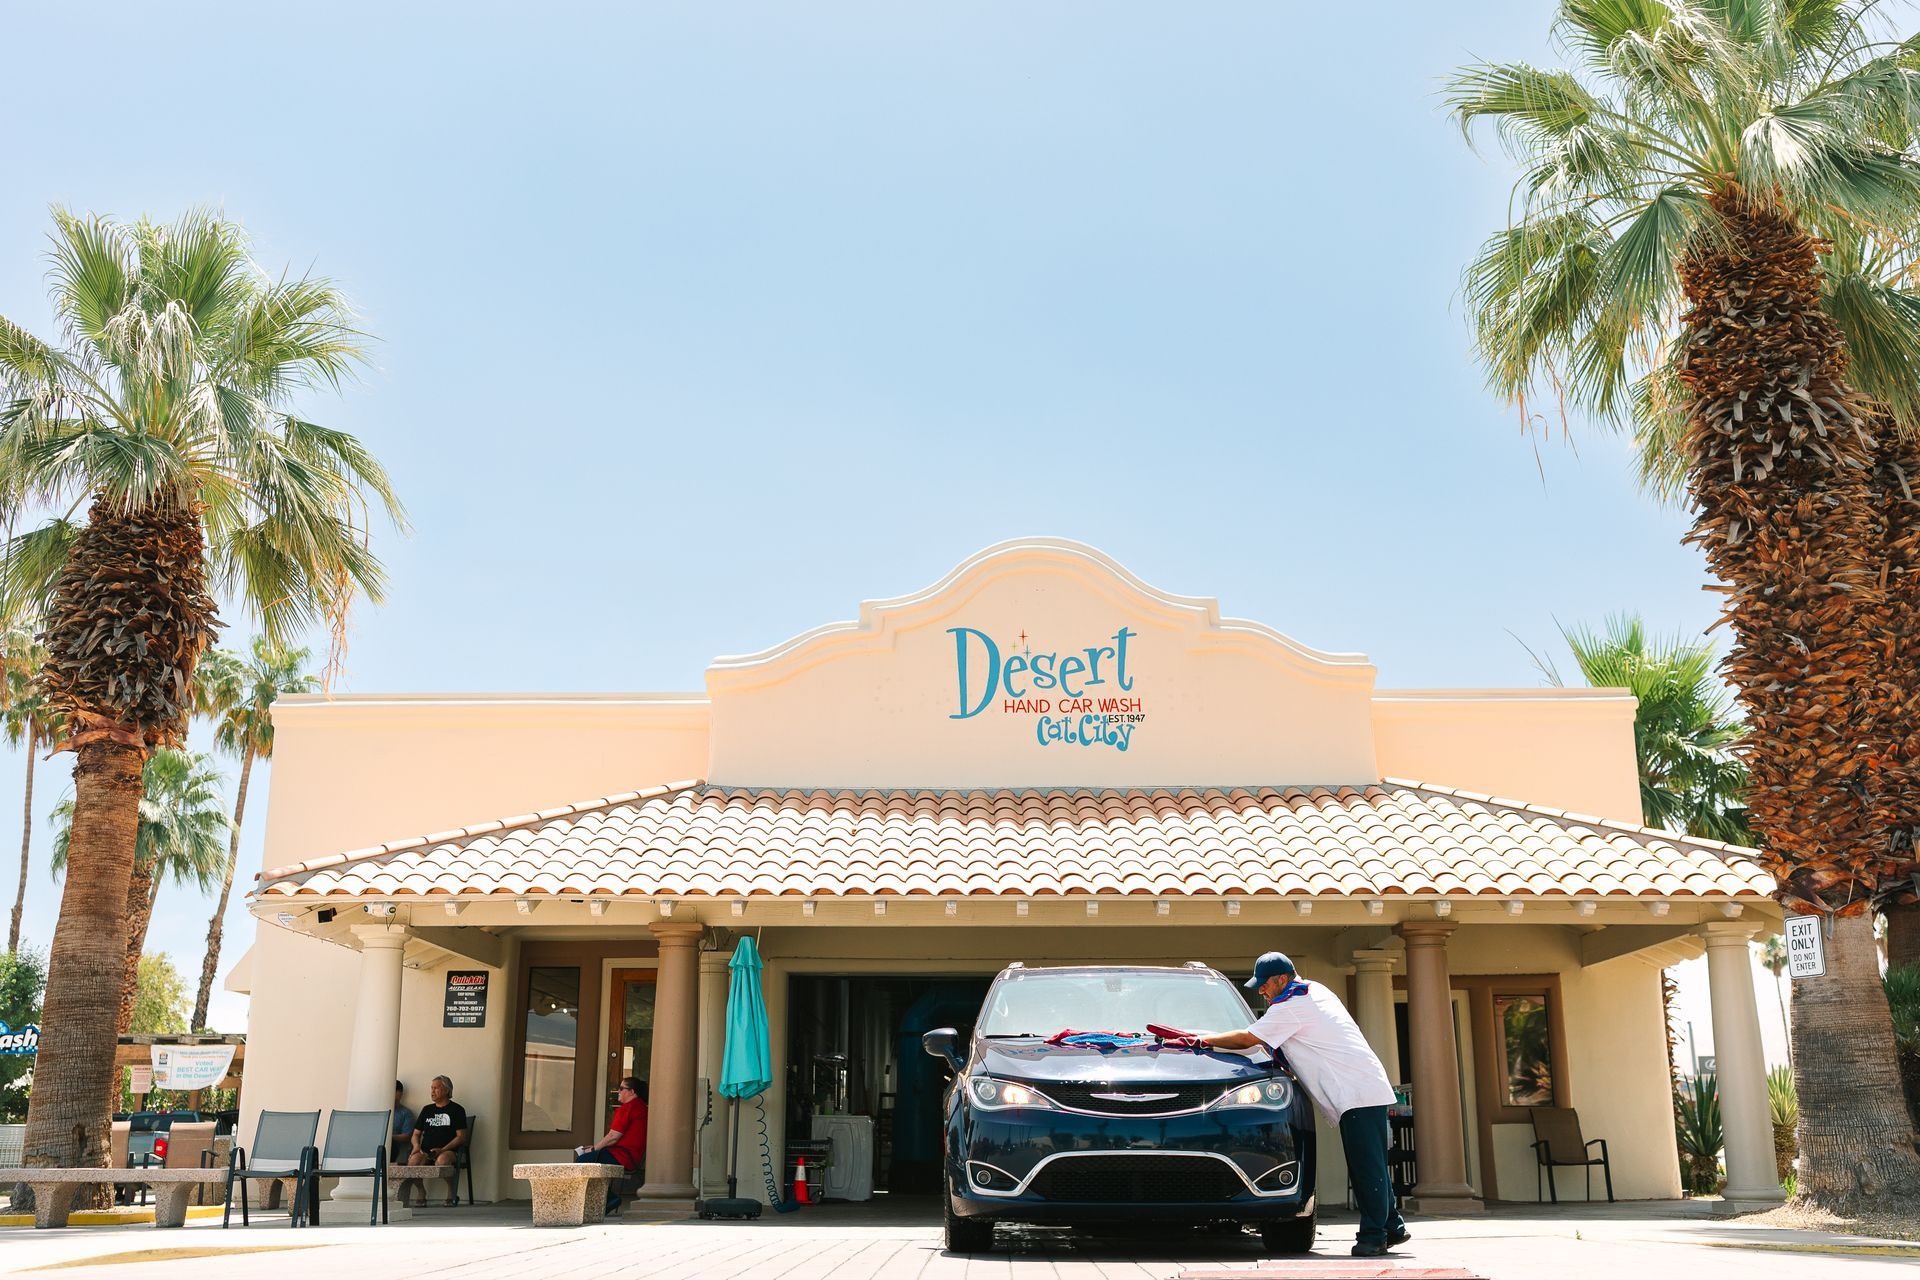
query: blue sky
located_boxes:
[3,3,1739,1039]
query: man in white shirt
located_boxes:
[1200,951,1408,1258]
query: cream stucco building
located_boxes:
[239,539,1785,1215]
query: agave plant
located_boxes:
[1675,1073,1724,1196]
[1768,1063,1799,1183]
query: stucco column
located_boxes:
[696,950,732,1197]
[1350,949,1402,1086]
[1396,922,1481,1213]
[1703,922,1785,1205]
[331,924,407,1209]
[640,922,703,1201]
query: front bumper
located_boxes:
[947,1104,1316,1223]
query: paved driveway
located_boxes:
[1,1202,1914,1279]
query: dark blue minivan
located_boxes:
[923,962,1317,1253]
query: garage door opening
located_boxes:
[785,974,991,1196]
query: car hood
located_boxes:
[976,1038,1274,1085]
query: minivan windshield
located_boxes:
[976,968,1252,1037]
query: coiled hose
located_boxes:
[755,1095,799,1213]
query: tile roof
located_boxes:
[255,779,1774,902]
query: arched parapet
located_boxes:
[704,538,1379,789]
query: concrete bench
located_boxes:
[1,1167,226,1229]
[511,1163,622,1227]
[389,1162,457,1205]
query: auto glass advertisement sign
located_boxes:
[948,626,1145,751]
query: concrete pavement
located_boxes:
[1,1201,1915,1279]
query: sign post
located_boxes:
[1785,915,1826,979]
[443,971,489,1028]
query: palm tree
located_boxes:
[1761,935,1794,1068]
[1631,227,1920,967]
[1534,615,1750,843]
[1,620,53,954]
[0,208,402,1173]
[51,749,228,1035]
[189,639,316,1031]
[1452,2,1920,1207]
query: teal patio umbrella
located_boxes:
[717,936,772,1203]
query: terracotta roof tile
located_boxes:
[255,781,1775,902]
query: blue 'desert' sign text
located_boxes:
[948,627,1146,750]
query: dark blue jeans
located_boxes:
[1340,1104,1405,1248]
[573,1148,625,1209]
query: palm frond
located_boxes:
[0,520,79,625]
[0,209,403,689]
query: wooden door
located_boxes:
[603,968,657,1128]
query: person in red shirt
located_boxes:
[574,1076,648,1214]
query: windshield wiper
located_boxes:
[982,1032,1043,1038]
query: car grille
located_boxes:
[1029,1155,1242,1203]
[1042,1083,1215,1114]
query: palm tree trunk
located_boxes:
[8,733,33,953]
[1677,189,1920,1210]
[1792,913,1920,1200]
[22,496,214,1202]
[117,855,157,1037]
[192,745,251,1032]
[20,739,144,1175]
[1773,974,1792,1070]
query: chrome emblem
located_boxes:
[1089,1091,1179,1102]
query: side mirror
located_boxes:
[922,1027,964,1069]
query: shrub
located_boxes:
[1888,965,1920,1129]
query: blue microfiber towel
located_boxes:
[1046,1029,1155,1050]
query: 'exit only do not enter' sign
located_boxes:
[1786,915,1826,979]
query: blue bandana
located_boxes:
[1269,979,1311,1006]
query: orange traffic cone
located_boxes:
[793,1156,812,1205]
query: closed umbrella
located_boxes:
[717,936,772,1204]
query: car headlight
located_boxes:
[1212,1078,1293,1109]
[969,1077,1057,1110]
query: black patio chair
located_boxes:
[306,1109,392,1226]
[449,1114,476,1206]
[1530,1106,1614,1203]
[223,1109,321,1227]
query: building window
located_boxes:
[520,966,581,1134]
[1494,992,1554,1107]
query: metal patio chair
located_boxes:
[306,1109,393,1225]
[223,1109,320,1227]
[1530,1106,1613,1203]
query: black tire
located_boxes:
[944,1182,995,1253]
[1257,1214,1315,1254]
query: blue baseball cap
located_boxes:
[1244,951,1296,990]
